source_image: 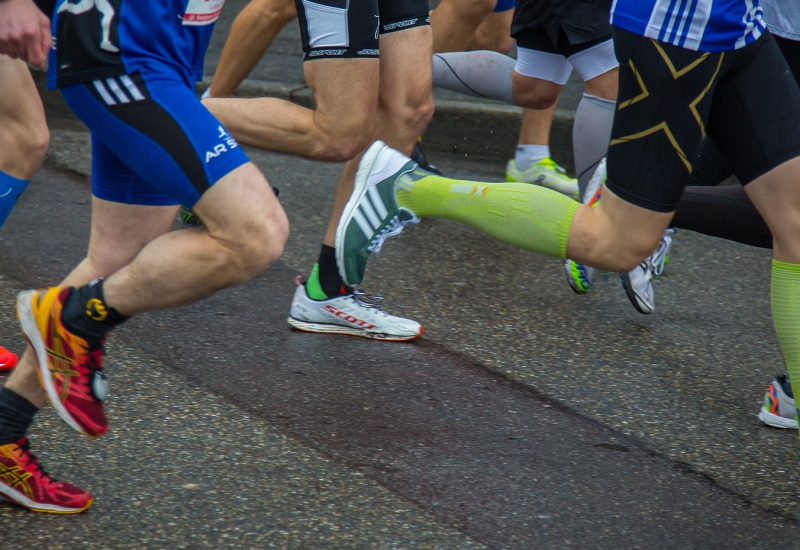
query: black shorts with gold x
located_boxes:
[606,28,800,213]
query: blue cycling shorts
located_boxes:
[61,70,249,208]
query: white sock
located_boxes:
[514,145,550,170]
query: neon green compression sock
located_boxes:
[771,260,800,435]
[396,170,579,259]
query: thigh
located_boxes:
[605,28,721,212]
[61,71,249,208]
[378,24,433,110]
[0,56,47,175]
[82,197,179,279]
[775,34,800,83]
[378,0,430,31]
[707,33,800,186]
[295,0,380,60]
[514,46,572,85]
[0,56,45,135]
[304,57,380,141]
[469,8,514,53]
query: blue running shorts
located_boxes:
[61,71,249,208]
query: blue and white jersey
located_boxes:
[48,0,225,89]
[610,0,766,52]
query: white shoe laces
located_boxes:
[350,289,386,310]
[367,214,419,254]
[648,229,675,276]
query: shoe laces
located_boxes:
[647,230,675,276]
[13,438,53,482]
[367,214,419,254]
[536,157,566,174]
[350,289,386,311]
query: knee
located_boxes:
[380,92,435,140]
[512,86,559,110]
[229,206,289,279]
[16,121,49,177]
[314,125,375,162]
[511,76,561,110]
[584,69,619,102]
[250,208,289,272]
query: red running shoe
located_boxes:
[0,346,17,372]
[0,438,92,513]
[16,287,109,437]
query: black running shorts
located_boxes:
[511,0,612,54]
[606,29,800,212]
[296,0,430,61]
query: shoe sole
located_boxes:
[16,290,96,438]
[619,273,654,314]
[336,141,385,287]
[287,316,422,342]
[0,489,93,513]
[758,408,799,429]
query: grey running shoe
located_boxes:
[336,141,420,287]
[619,228,675,314]
[758,372,798,429]
[287,277,422,341]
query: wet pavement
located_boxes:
[2,2,800,548]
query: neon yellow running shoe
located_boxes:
[505,157,579,200]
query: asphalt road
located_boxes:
[0,115,799,548]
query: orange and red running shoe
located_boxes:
[0,437,92,513]
[0,346,17,372]
[16,287,109,437]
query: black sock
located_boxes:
[317,245,353,296]
[61,278,129,342]
[0,387,38,445]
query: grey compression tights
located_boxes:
[432,51,517,105]
[573,93,615,198]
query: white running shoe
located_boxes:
[758,372,798,429]
[287,278,422,341]
[619,229,675,314]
